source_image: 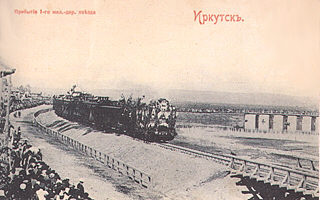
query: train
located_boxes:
[52,86,177,142]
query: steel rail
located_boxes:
[153,143,319,198]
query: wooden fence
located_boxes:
[33,110,152,188]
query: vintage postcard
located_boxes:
[0,0,319,199]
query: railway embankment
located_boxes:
[35,107,250,199]
[10,105,135,200]
[25,105,319,199]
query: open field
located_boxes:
[34,106,252,199]
[172,123,318,168]
[14,105,319,199]
[175,111,318,167]
[176,112,244,127]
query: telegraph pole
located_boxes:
[4,75,12,146]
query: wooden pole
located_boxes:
[4,75,11,146]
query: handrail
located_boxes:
[33,109,152,188]
[176,110,319,117]
[156,143,319,198]
[165,143,318,178]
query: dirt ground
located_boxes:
[11,105,318,199]
[18,105,257,200]
[10,106,160,200]
[172,123,319,169]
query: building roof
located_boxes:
[0,60,16,77]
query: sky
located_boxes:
[0,0,319,99]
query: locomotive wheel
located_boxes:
[147,132,155,142]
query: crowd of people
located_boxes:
[0,124,93,199]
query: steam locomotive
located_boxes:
[52,86,177,142]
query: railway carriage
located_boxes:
[53,87,177,142]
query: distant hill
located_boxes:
[31,87,318,109]
[163,90,318,109]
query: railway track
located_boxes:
[156,143,318,172]
[152,142,319,198]
[134,135,318,174]
[33,111,153,188]
[35,108,319,198]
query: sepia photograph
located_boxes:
[0,0,319,199]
